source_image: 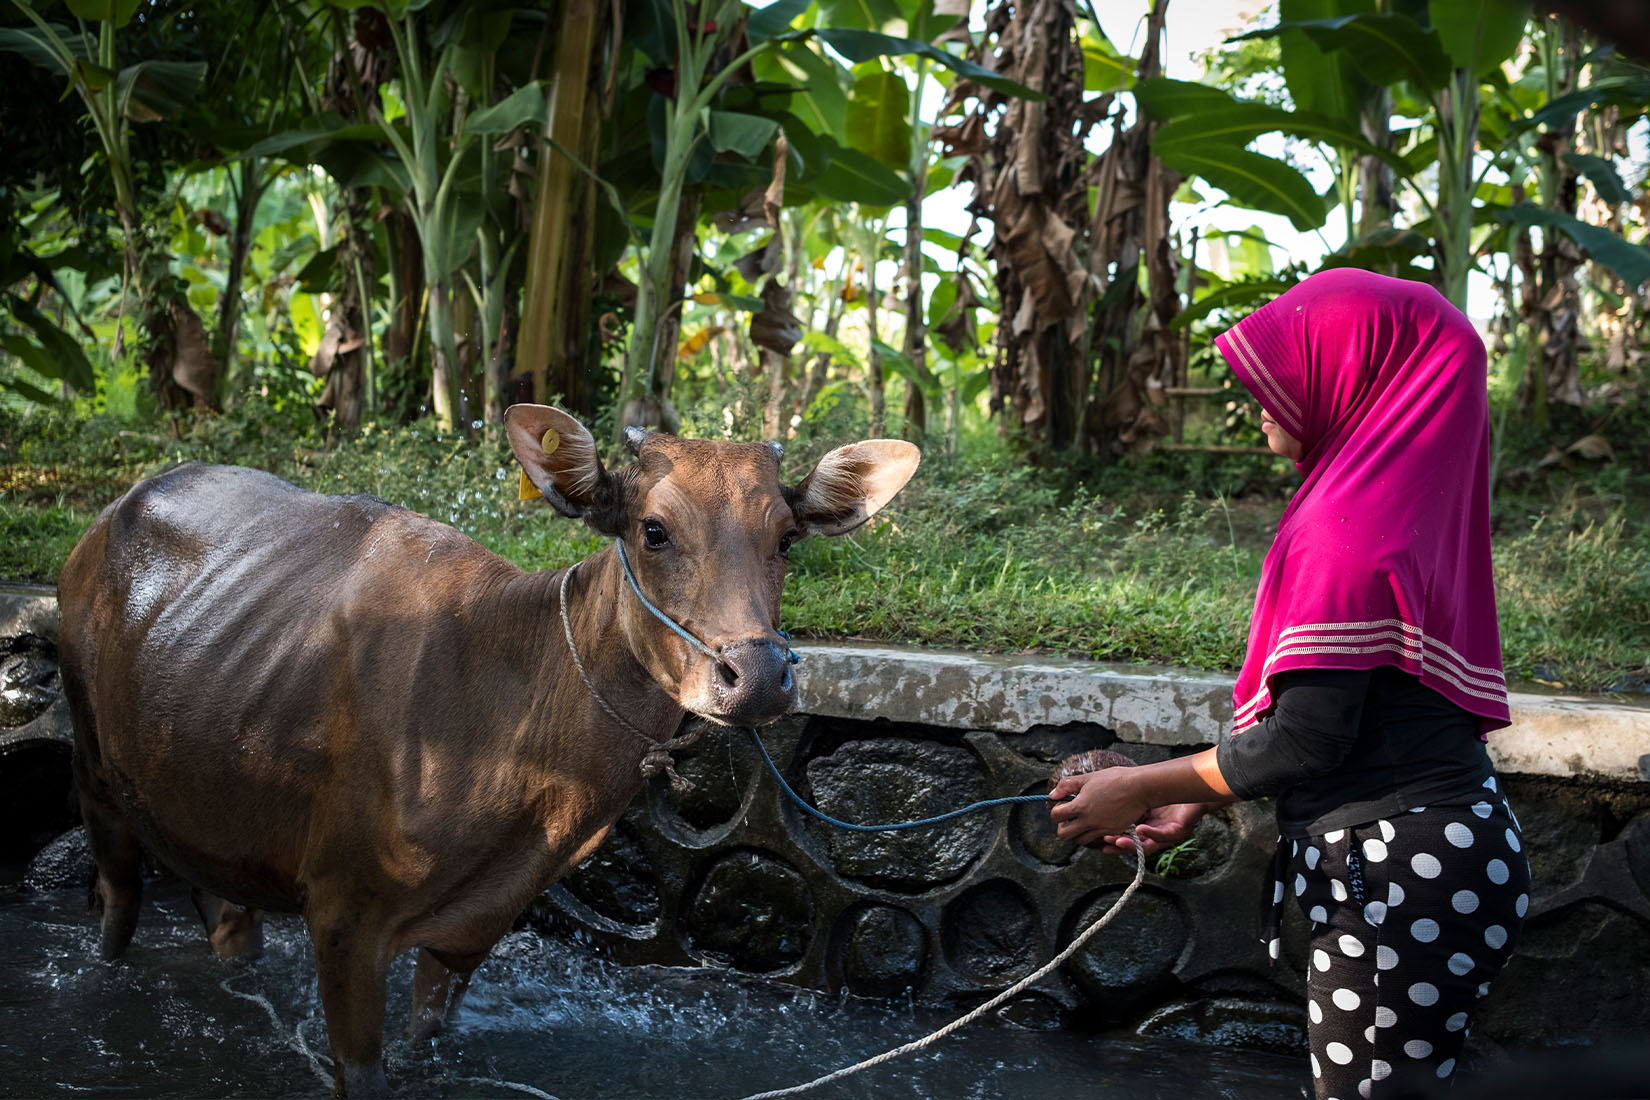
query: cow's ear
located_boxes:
[789,440,920,537]
[505,404,607,519]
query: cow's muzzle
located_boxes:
[711,637,799,723]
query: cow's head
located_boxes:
[506,404,919,726]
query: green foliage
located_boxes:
[2,403,1648,695]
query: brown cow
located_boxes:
[56,404,919,1097]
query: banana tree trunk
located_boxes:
[519,0,604,412]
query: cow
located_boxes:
[55,404,920,1097]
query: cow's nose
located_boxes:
[713,638,797,720]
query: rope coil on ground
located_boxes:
[735,828,1147,1100]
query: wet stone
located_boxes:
[1136,997,1307,1056]
[1065,887,1186,999]
[994,992,1068,1031]
[941,880,1039,983]
[562,818,660,928]
[0,634,59,729]
[23,828,92,892]
[1154,811,1236,879]
[659,722,751,832]
[835,904,928,997]
[1510,787,1603,896]
[805,738,992,891]
[1016,783,1075,866]
[0,742,75,875]
[684,850,812,973]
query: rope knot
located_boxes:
[639,725,703,792]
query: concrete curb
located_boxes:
[6,589,1645,783]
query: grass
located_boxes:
[2,398,1647,695]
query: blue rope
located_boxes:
[615,539,801,665]
[746,726,1056,832]
[612,537,1056,831]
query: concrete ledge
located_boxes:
[6,590,1644,784]
[797,641,1650,785]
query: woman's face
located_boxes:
[1260,407,1303,461]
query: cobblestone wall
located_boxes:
[4,590,1648,1064]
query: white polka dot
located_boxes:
[1311,1054,1322,1078]
[1372,1058,1392,1081]
[1405,1039,1434,1059]
[1445,822,1474,848]
[1310,904,1329,923]
[1306,846,1322,869]
[1363,900,1388,926]
[1388,882,1406,907]
[1292,840,1301,855]
[1274,880,1285,904]
[1331,878,1349,902]
[1453,890,1481,914]
[1437,1058,1456,1079]
[1360,1076,1374,1097]
[1364,1026,1375,1044]
[1332,988,1361,1011]
[1411,852,1442,878]
[1412,918,1440,942]
[1327,1041,1354,1065]
[1471,801,1493,819]
[1339,934,1366,957]
[1477,981,1492,998]
[1516,893,1529,918]
[1379,819,1396,842]
[1310,999,1324,1024]
[1448,952,1475,976]
[1268,937,1281,960]
[1410,982,1440,1006]
[1446,1012,1469,1032]
[1375,1006,1397,1028]
[1408,804,1427,813]
[1314,949,1332,972]
[1486,858,1510,885]
[1483,776,1498,791]
[1484,924,1508,950]
[1506,828,1521,852]
[1325,829,1345,843]
[1363,838,1389,862]
[1296,873,1308,896]
[1377,945,1399,970]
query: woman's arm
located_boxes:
[1048,668,1374,849]
[1048,747,1233,848]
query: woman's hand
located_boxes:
[1098,802,1211,857]
[1048,769,1150,847]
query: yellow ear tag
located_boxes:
[518,468,544,501]
[541,428,560,454]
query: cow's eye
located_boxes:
[642,519,669,549]
[778,529,800,556]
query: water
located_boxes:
[0,882,1305,1099]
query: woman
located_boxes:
[1050,268,1532,1099]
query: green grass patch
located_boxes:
[2,401,1647,694]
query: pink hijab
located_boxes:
[1215,268,1510,734]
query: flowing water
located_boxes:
[0,881,1305,1099]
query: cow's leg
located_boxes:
[77,790,143,961]
[407,947,482,1041]
[191,888,264,960]
[307,912,391,1099]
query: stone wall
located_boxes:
[5,589,1649,1062]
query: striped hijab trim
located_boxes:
[1223,323,1304,427]
[1233,619,1508,729]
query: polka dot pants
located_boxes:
[1267,786,1531,1099]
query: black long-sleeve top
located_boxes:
[1215,665,1496,839]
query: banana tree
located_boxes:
[2,0,208,407]
[607,0,1037,432]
